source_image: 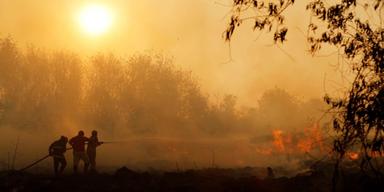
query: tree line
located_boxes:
[0,37,326,139]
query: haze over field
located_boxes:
[0,0,348,105]
[0,0,348,171]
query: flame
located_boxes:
[269,123,327,156]
[255,122,329,160]
[296,123,325,153]
[273,130,285,152]
[297,139,312,153]
[311,123,325,152]
[346,150,384,160]
[347,152,359,160]
[371,151,384,158]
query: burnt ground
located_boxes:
[0,164,383,192]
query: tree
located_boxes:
[225,0,384,179]
[258,88,300,131]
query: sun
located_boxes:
[78,4,113,36]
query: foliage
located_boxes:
[224,0,295,43]
[225,0,384,177]
[0,37,327,142]
[0,37,243,137]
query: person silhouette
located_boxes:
[87,130,103,173]
[69,130,90,174]
[49,136,68,176]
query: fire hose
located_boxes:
[18,142,117,172]
[18,147,73,172]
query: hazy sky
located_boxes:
[0,0,346,106]
[0,0,351,169]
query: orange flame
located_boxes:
[297,139,312,153]
[273,130,285,152]
[347,152,359,160]
[296,123,324,153]
[258,123,328,158]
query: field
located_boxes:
[1,161,383,192]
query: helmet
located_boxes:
[91,130,98,136]
[78,130,84,136]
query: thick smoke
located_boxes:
[0,37,331,172]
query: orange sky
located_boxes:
[0,0,347,106]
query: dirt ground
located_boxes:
[1,162,383,192]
